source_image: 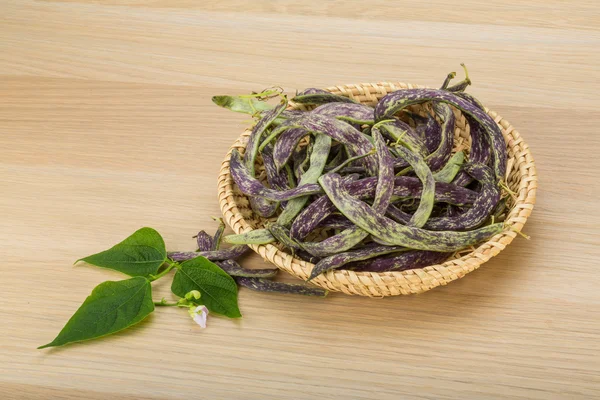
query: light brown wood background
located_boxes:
[2,1,600,399]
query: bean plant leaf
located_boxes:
[38,277,154,349]
[76,227,167,277]
[171,256,242,318]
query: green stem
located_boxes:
[372,119,396,131]
[327,149,376,174]
[149,261,178,282]
[153,299,190,307]
[154,301,179,307]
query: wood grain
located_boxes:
[1,1,599,399]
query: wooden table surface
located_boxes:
[2,1,600,399]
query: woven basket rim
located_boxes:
[217,81,537,297]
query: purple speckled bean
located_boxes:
[433,151,465,183]
[290,196,337,240]
[273,127,311,170]
[378,119,428,159]
[195,231,213,252]
[293,89,356,105]
[297,88,329,96]
[358,176,477,205]
[291,114,378,175]
[375,88,506,181]
[167,245,250,262]
[299,227,368,257]
[319,173,504,251]
[244,99,287,177]
[249,196,278,218]
[216,259,278,278]
[280,109,305,118]
[348,250,451,272]
[425,163,500,231]
[292,141,310,181]
[290,176,478,241]
[230,149,322,201]
[453,114,491,186]
[289,175,361,240]
[419,114,442,154]
[262,144,291,191]
[277,133,331,226]
[317,214,354,230]
[296,250,322,264]
[235,277,328,297]
[386,204,411,224]
[312,102,374,125]
[300,130,394,257]
[337,166,368,174]
[425,103,455,172]
[309,245,406,279]
[244,99,288,217]
[224,229,274,245]
[211,218,226,251]
[454,92,485,110]
[268,224,302,250]
[384,134,435,228]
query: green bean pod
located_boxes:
[268,224,302,250]
[377,119,429,159]
[292,140,312,181]
[308,245,407,280]
[217,259,278,278]
[167,245,250,262]
[424,103,455,172]
[224,229,275,245]
[277,133,332,226]
[273,127,311,171]
[235,277,328,297]
[312,102,375,125]
[433,151,465,183]
[212,94,274,115]
[383,131,435,228]
[229,149,322,201]
[211,218,226,251]
[348,250,451,273]
[292,88,357,105]
[244,98,289,217]
[195,230,213,252]
[424,163,500,231]
[319,173,503,252]
[300,130,394,257]
[290,114,379,175]
[375,88,506,181]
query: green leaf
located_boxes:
[39,277,154,349]
[171,256,241,318]
[76,227,167,277]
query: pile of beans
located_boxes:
[168,220,328,296]
[215,69,508,279]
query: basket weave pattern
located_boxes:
[217,82,537,297]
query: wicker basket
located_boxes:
[217,82,537,297]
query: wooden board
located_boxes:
[1,1,599,398]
